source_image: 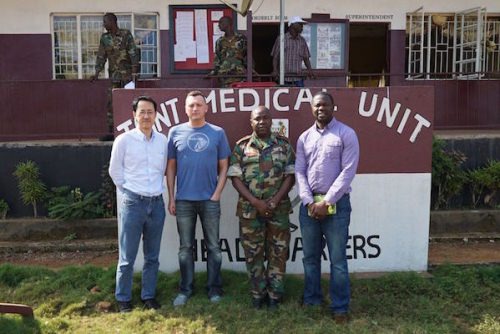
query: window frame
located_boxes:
[50,12,160,80]
[406,8,500,80]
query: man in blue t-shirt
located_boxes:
[166,90,231,307]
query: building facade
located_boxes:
[1,0,499,140]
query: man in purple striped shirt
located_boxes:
[295,91,359,324]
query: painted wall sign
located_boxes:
[345,14,394,21]
[113,86,434,273]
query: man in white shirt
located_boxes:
[109,96,168,312]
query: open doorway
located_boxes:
[252,23,280,79]
[348,22,389,87]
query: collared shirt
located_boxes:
[109,128,168,197]
[271,32,311,82]
[228,133,295,219]
[95,29,140,83]
[295,117,359,206]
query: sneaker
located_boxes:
[142,298,161,310]
[209,295,222,303]
[117,301,133,313]
[173,294,189,307]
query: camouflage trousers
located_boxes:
[239,215,291,300]
[106,81,126,133]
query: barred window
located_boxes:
[406,8,500,79]
[52,13,159,80]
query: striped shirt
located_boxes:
[271,32,311,82]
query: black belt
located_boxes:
[123,188,163,201]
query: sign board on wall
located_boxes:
[113,86,434,273]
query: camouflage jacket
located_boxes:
[95,29,140,82]
[210,33,247,87]
[228,133,295,219]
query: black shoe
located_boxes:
[268,298,280,311]
[142,298,161,310]
[252,297,265,309]
[117,301,133,313]
[99,134,115,141]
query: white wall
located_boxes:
[2,0,499,33]
[124,173,431,274]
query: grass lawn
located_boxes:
[0,263,499,333]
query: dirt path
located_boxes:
[0,240,499,269]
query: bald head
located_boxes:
[250,106,272,139]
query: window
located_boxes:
[406,8,500,79]
[52,13,159,79]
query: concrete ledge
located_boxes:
[0,239,117,253]
[430,210,500,235]
[0,218,117,241]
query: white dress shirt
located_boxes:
[109,128,168,197]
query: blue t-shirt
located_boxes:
[167,122,231,200]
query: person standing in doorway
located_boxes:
[228,106,295,310]
[90,12,140,141]
[108,96,168,313]
[295,91,359,324]
[271,16,315,87]
[166,90,231,306]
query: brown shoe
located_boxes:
[333,313,350,325]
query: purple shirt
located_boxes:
[295,117,359,206]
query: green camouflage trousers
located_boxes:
[240,215,291,300]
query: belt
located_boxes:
[122,188,163,201]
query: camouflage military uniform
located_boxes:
[210,33,247,88]
[95,29,140,132]
[228,133,295,301]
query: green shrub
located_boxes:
[431,138,467,209]
[0,199,9,219]
[468,160,500,208]
[98,163,116,217]
[13,160,47,217]
[47,186,104,220]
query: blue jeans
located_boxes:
[285,79,305,87]
[176,200,222,297]
[116,189,165,302]
[299,194,351,314]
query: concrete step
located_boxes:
[0,239,117,253]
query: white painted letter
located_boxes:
[264,89,271,109]
[294,89,313,111]
[376,97,401,128]
[220,89,236,112]
[359,91,378,117]
[409,114,431,143]
[116,119,133,132]
[206,90,217,113]
[397,108,412,134]
[238,89,260,111]
[156,101,175,131]
[273,88,289,112]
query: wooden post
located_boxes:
[0,303,34,318]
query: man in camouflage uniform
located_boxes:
[90,12,140,140]
[208,16,247,88]
[228,106,295,310]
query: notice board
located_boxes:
[302,19,349,70]
[169,5,235,73]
